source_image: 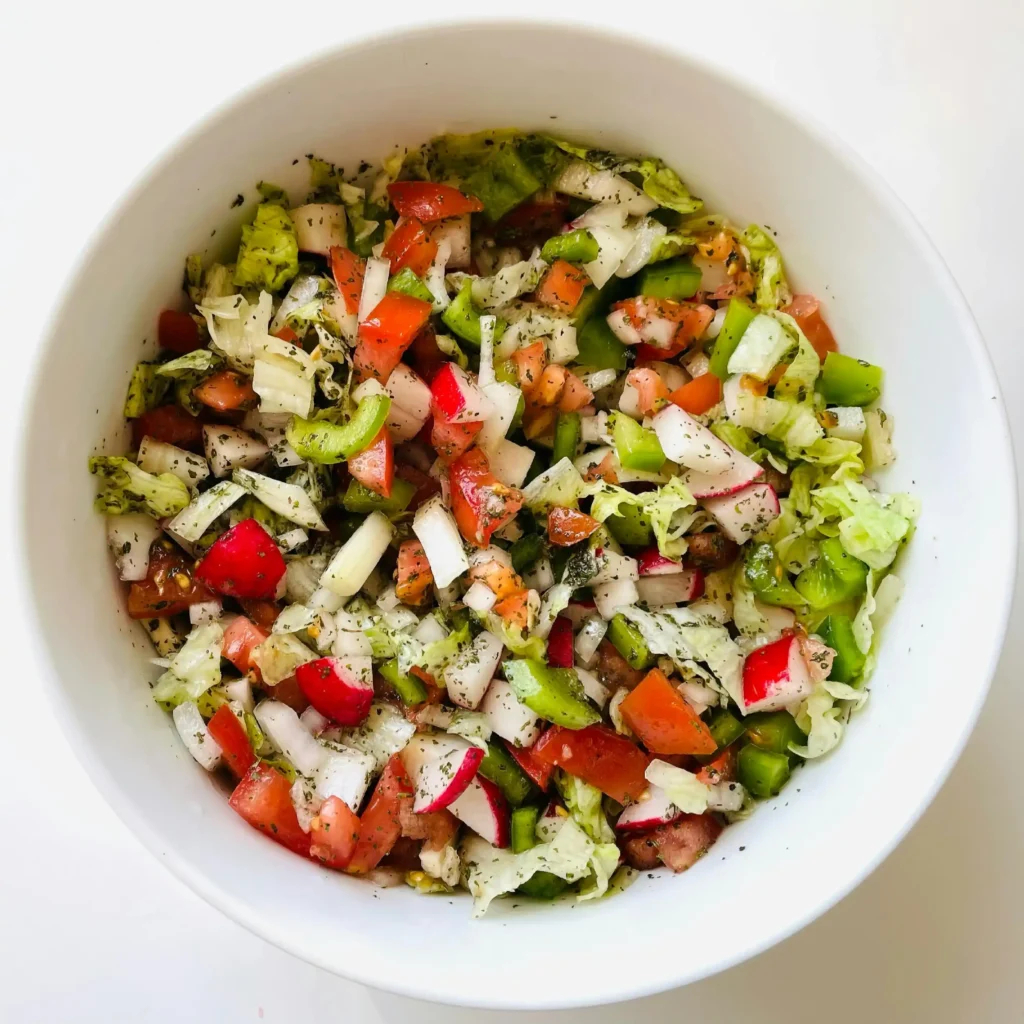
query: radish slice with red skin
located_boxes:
[401,734,484,813]
[295,656,374,727]
[637,548,684,577]
[652,405,735,475]
[430,363,489,424]
[615,785,683,832]
[448,774,510,847]
[741,633,813,714]
[546,615,575,668]
[636,570,704,607]
[702,483,780,544]
[681,452,764,499]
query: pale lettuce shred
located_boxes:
[152,622,225,705]
[645,759,710,814]
[233,202,299,293]
[589,477,698,559]
[742,224,790,310]
[89,456,190,518]
[812,480,919,570]
[555,772,616,844]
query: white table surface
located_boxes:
[3,2,1021,1020]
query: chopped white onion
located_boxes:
[166,480,246,544]
[574,615,608,666]
[575,667,610,708]
[468,545,513,570]
[172,701,222,771]
[376,585,401,612]
[581,369,618,393]
[413,613,449,645]
[358,256,391,323]
[189,600,222,627]
[137,437,210,488]
[463,581,497,613]
[106,513,162,581]
[255,700,326,776]
[413,496,469,588]
[320,512,394,597]
[523,556,554,594]
[332,629,372,658]
[607,308,643,346]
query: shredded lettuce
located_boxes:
[89,456,190,518]
[620,156,703,214]
[252,633,316,686]
[555,772,616,843]
[853,570,905,681]
[812,480,918,570]
[589,478,698,559]
[789,683,844,759]
[741,225,790,310]
[152,622,224,706]
[337,701,417,772]
[124,362,169,417]
[645,759,710,813]
[233,203,299,293]
[769,311,820,399]
[522,457,588,513]
[480,614,547,659]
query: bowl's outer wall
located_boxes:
[22,21,1015,1010]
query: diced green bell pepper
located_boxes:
[478,742,536,807]
[541,228,599,264]
[441,280,507,348]
[707,709,746,751]
[737,744,791,797]
[744,711,807,755]
[576,314,628,371]
[817,613,867,683]
[551,412,581,465]
[510,532,544,574]
[495,358,518,385]
[341,477,415,515]
[795,538,869,609]
[517,871,569,900]
[464,144,542,221]
[607,614,655,671]
[639,257,701,300]
[606,502,654,547]
[744,542,806,608]
[124,362,169,418]
[503,659,601,730]
[818,352,883,407]
[510,805,541,853]
[379,658,428,705]
[286,395,391,464]
[610,413,665,473]
[387,267,434,304]
[709,298,757,380]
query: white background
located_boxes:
[2,2,1021,1021]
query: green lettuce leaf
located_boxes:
[852,570,905,681]
[620,157,703,214]
[152,622,225,706]
[644,759,710,813]
[89,456,190,517]
[234,203,299,293]
[555,772,615,843]
[588,477,698,559]
[742,224,790,310]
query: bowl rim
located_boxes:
[17,14,1019,1010]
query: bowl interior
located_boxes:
[21,21,1015,1010]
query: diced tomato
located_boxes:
[536,259,588,314]
[348,426,394,498]
[194,519,287,600]
[620,812,722,873]
[583,452,619,485]
[238,598,280,631]
[493,589,532,631]
[619,668,716,756]
[522,402,558,441]
[267,675,309,714]
[696,746,738,786]
[395,539,433,606]
[619,299,714,361]
[405,324,447,384]
[381,217,438,276]
[221,615,268,674]
[431,413,483,461]
[158,309,203,354]
[670,373,723,416]
[558,371,593,413]
[126,544,215,619]
[228,763,310,856]
[347,756,414,873]
[511,341,546,393]
[782,294,838,361]
[529,364,567,407]
[546,615,574,669]
[547,506,601,546]
[449,448,523,547]
[468,560,524,601]
[329,246,366,316]
[274,326,299,343]
[495,193,570,247]
[130,404,204,450]
[387,181,484,222]
[532,724,650,803]
[207,705,256,779]
[627,367,671,415]
[192,370,258,413]
[355,293,433,383]
[394,462,440,510]
[508,740,554,791]
[695,231,736,261]
[309,796,361,869]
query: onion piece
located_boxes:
[137,437,210,488]
[607,308,643,346]
[166,480,246,544]
[232,468,327,531]
[358,256,391,323]
[106,513,162,581]
[413,496,469,588]
[574,615,608,666]
[172,701,222,771]
[255,699,326,776]
[463,581,497,613]
[203,425,269,479]
[320,512,394,597]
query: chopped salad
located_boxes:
[90,131,918,916]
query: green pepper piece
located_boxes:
[379,658,428,705]
[795,538,869,610]
[551,412,582,465]
[606,503,654,547]
[744,542,807,608]
[350,200,387,257]
[707,709,746,751]
[503,659,601,730]
[494,358,518,385]
[607,614,655,671]
[744,712,807,755]
[478,742,536,807]
[387,266,435,304]
[341,477,415,515]
[576,315,628,371]
[572,275,631,327]
[517,871,569,900]
[818,613,867,683]
[541,228,599,264]
[464,145,542,221]
[818,352,883,407]
[124,362,169,418]
[510,533,544,574]
[610,412,665,473]
[709,298,757,380]
[737,744,791,797]
[286,395,391,464]
[441,280,507,348]
[639,257,701,300]
[510,805,541,853]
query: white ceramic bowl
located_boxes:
[19,19,1016,1010]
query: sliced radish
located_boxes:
[546,615,574,668]
[702,483,781,544]
[636,570,703,607]
[430,363,489,424]
[615,785,683,832]
[480,677,542,748]
[202,425,269,479]
[448,774,509,848]
[137,436,210,488]
[741,633,813,714]
[652,405,735,475]
[290,203,346,255]
[413,496,469,588]
[295,656,374,726]
[681,450,764,499]
[593,577,640,620]
[637,548,684,577]
[386,363,432,422]
[444,630,504,710]
[320,511,394,597]
[401,734,484,813]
